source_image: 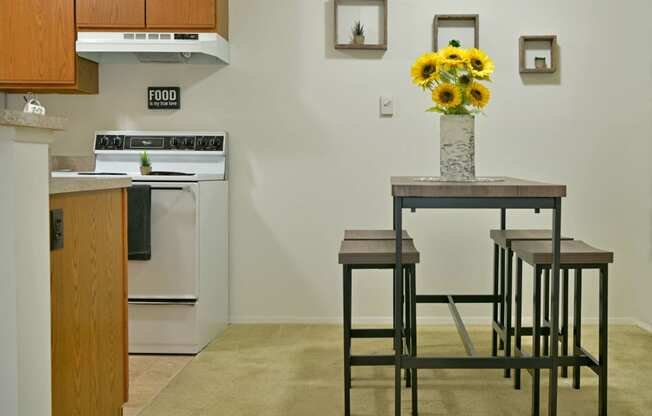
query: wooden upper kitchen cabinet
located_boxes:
[75,0,229,39]
[77,0,146,29]
[50,188,129,416]
[147,0,229,38]
[0,0,98,94]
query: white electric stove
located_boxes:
[53,131,229,354]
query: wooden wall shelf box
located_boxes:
[519,35,558,74]
[334,0,388,51]
[433,14,479,51]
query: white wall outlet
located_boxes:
[380,96,394,116]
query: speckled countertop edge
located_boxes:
[50,177,132,195]
[0,110,67,130]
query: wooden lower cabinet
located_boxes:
[50,188,128,416]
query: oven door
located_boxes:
[128,182,199,302]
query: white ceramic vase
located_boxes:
[440,115,475,181]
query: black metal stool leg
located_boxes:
[599,266,608,416]
[532,265,542,416]
[499,247,506,350]
[343,265,352,416]
[410,264,418,416]
[492,243,499,357]
[561,269,569,378]
[514,258,523,390]
[504,248,514,378]
[573,268,582,390]
[543,269,550,356]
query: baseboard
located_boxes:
[229,316,640,326]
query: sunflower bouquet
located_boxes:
[411,40,494,115]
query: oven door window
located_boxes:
[128,183,199,300]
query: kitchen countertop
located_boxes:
[0,109,67,130]
[50,176,132,195]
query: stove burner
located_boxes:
[78,172,128,176]
[148,171,195,176]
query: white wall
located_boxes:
[11,0,652,326]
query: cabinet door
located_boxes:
[77,0,145,29]
[147,0,216,29]
[0,0,75,84]
[51,189,128,416]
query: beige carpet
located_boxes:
[139,325,652,415]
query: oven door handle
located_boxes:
[150,186,196,201]
[128,298,198,306]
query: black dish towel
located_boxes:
[128,185,152,260]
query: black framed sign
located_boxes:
[148,87,181,110]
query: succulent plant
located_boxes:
[140,151,151,167]
[352,21,365,36]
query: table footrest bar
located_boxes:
[417,294,499,304]
[515,347,595,372]
[350,355,395,366]
[401,356,552,369]
[350,329,394,338]
[448,295,477,357]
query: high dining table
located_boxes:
[391,176,567,416]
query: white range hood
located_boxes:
[76,32,230,64]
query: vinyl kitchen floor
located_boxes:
[123,354,193,416]
[135,324,652,415]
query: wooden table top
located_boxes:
[391,177,566,198]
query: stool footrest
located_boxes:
[350,355,395,366]
[350,328,395,338]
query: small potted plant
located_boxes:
[140,151,152,175]
[351,21,365,45]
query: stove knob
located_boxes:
[185,138,194,148]
[170,138,177,148]
[196,138,204,148]
[208,138,216,147]
[112,137,122,148]
[98,136,109,148]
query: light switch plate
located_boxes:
[380,96,394,116]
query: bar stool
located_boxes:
[489,230,573,378]
[511,240,613,416]
[339,231,419,416]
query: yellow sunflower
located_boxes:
[439,46,468,68]
[467,82,491,108]
[466,48,494,79]
[411,53,441,86]
[432,83,462,108]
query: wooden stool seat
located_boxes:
[344,229,411,240]
[490,229,572,249]
[511,240,614,266]
[338,239,420,265]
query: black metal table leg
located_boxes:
[504,248,514,378]
[492,243,499,357]
[561,269,569,378]
[514,258,523,390]
[404,266,411,387]
[599,266,608,416]
[394,197,403,416]
[543,269,550,356]
[410,264,418,416]
[548,198,562,416]
[499,246,506,351]
[573,268,583,390]
[532,266,542,416]
[343,265,352,416]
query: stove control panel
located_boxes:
[95,134,225,152]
